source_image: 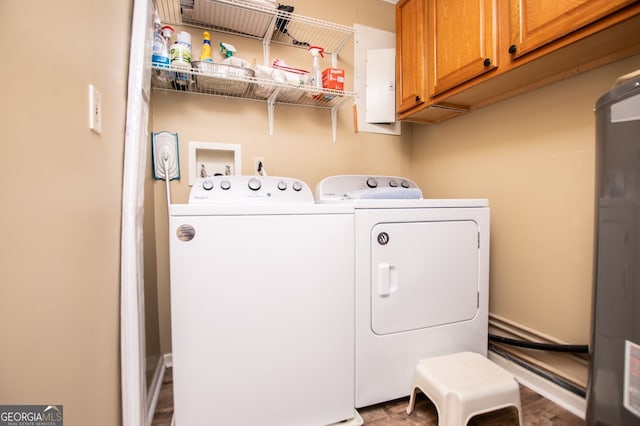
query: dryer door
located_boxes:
[371,220,479,335]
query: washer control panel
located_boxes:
[315,175,422,201]
[189,176,314,203]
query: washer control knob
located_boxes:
[248,178,261,191]
[292,181,303,192]
[366,177,378,188]
[220,180,231,190]
[277,181,287,191]
[389,179,398,188]
[401,180,410,188]
[202,179,214,191]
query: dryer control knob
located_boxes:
[277,181,287,191]
[248,178,261,191]
[366,177,378,188]
[401,180,410,188]
[220,180,231,190]
[389,179,398,188]
[202,179,214,191]
[292,181,303,192]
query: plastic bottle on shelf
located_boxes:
[151,11,174,88]
[219,42,251,68]
[161,25,174,45]
[219,42,236,59]
[308,46,324,96]
[199,31,213,62]
[170,31,192,88]
[151,13,168,66]
[151,10,174,68]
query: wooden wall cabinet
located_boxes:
[396,0,427,114]
[428,0,497,96]
[509,0,637,58]
[397,0,640,123]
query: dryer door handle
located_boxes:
[378,262,397,297]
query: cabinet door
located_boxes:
[428,0,497,96]
[396,0,427,114]
[509,0,636,58]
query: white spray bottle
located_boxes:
[220,42,237,59]
[152,12,171,67]
[308,46,324,95]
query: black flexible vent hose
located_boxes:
[489,333,589,354]
[489,344,587,397]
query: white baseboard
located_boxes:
[147,356,166,426]
[488,350,587,420]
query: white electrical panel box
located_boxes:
[354,23,400,136]
[366,48,396,124]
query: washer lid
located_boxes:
[170,202,354,216]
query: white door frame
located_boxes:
[121,0,153,424]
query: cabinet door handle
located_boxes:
[398,94,425,114]
[508,44,517,54]
[483,58,491,67]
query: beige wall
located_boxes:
[150,0,410,353]
[0,0,131,424]
[411,54,640,344]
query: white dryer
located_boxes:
[316,175,490,408]
[169,176,358,426]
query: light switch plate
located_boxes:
[89,84,102,134]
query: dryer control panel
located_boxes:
[189,176,314,203]
[315,175,422,202]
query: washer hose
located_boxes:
[489,333,589,354]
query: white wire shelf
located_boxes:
[151,63,354,108]
[153,0,355,141]
[156,0,354,55]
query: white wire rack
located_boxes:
[156,0,354,57]
[152,0,356,141]
[152,63,352,107]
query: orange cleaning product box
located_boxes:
[322,68,345,91]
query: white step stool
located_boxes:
[407,352,523,425]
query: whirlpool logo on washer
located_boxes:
[377,232,390,245]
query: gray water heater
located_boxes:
[588,69,640,425]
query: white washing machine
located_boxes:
[316,175,490,408]
[169,175,358,426]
